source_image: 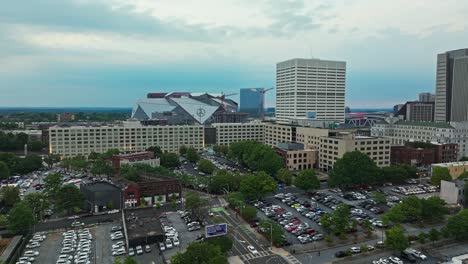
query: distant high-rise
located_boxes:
[239,88,264,118]
[418,92,435,102]
[435,49,468,122]
[276,58,346,123]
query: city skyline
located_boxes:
[1,0,468,108]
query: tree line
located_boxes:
[0,131,45,152]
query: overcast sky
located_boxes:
[1,0,468,108]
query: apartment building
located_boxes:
[276,58,346,123]
[211,122,265,146]
[274,142,317,171]
[319,133,391,171]
[371,118,468,159]
[264,123,294,147]
[49,121,204,157]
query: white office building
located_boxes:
[276,58,346,123]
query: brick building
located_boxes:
[391,142,458,167]
[111,151,160,170]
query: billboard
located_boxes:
[205,223,228,238]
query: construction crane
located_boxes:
[217,92,238,111]
[250,87,274,119]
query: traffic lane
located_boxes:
[218,211,265,254]
[247,255,289,264]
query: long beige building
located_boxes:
[264,123,294,147]
[211,122,264,146]
[49,121,204,157]
[319,133,391,171]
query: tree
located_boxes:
[160,152,180,168]
[23,193,50,221]
[363,219,373,238]
[240,206,257,222]
[56,185,84,214]
[123,257,138,264]
[0,215,8,226]
[44,154,60,168]
[179,145,188,156]
[428,228,441,243]
[458,171,468,180]
[186,147,200,163]
[88,151,100,161]
[228,141,284,176]
[258,220,285,245]
[16,155,43,174]
[120,165,140,182]
[460,157,468,161]
[446,209,468,240]
[382,166,409,184]
[209,170,241,194]
[329,151,381,188]
[101,149,120,159]
[226,192,245,209]
[239,172,277,200]
[277,168,292,186]
[44,173,63,199]
[197,159,216,174]
[0,186,20,207]
[332,204,351,235]
[206,236,233,254]
[115,257,122,264]
[185,191,208,220]
[69,155,88,171]
[420,196,448,222]
[7,202,34,234]
[383,204,407,224]
[372,191,387,204]
[146,146,163,157]
[294,170,320,192]
[0,161,10,180]
[385,226,409,252]
[28,141,44,151]
[91,157,114,176]
[431,166,452,186]
[399,164,418,178]
[171,241,225,264]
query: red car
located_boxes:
[32,183,39,188]
[305,228,316,234]
[291,220,301,225]
[274,207,285,213]
[249,222,258,228]
[286,225,299,232]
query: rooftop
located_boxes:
[394,120,454,129]
[432,161,468,167]
[81,181,121,192]
[125,207,163,240]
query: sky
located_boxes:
[1,0,468,109]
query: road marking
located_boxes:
[239,250,272,261]
[283,254,302,264]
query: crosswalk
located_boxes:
[283,254,302,264]
[239,250,272,261]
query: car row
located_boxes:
[25,232,46,249]
[179,210,201,232]
[391,184,437,196]
[158,212,181,252]
[60,228,93,264]
[110,227,126,256]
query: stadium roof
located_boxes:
[170,97,220,124]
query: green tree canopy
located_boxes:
[446,209,468,240]
[431,166,452,186]
[384,195,447,224]
[160,152,180,168]
[240,206,257,222]
[8,201,34,234]
[44,154,60,168]
[178,145,188,156]
[228,141,284,176]
[120,165,140,182]
[239,172,277,200]
[372,191,387,204]
[87,152,100,161]
[0,161,10,180]
[206,236,233,254]
[209,170,242,194]
[213,145,229,156]
[23,192,50,221]
[146,146,163,157]
[197,159,216,174]
[185,191,208,220]
[381,166,409,184]
[457,171,468,180]
[171,241,226,264]
[44,173,63,199]
[385,226,409,252]
[226,192,245,208]
[294,169,320,192]
[56,185,84,215]
[123,257,138,264]
[277,168,292,186]
[186,147,200,163]
[258,220,285,245]
[0,186,20,207]
[91,156,114,176]
[329,151,381,188]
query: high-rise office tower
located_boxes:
[434,49,468,122]
[418,92,435,102]
[276,58,346,123]
[239,88,269,118]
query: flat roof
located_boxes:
[125,207,163,240]
[432,161,468,167]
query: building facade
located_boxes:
[80,181,122,213]
[111,151,160,170]
[319,133,391,171]
[276,58,346,123]
[440,180,467,207]
[419,92,435,102]
[49,121,204,157]
[274,142,317,171]
[371,118,468,159]
[264,123,294,147]
[239,88,263,118]
[390,143,458,167]
[396,101,434,122]
[211,122,264,146]
[431,161,468,179]
[435,49,468,122]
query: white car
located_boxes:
[61,247,74,254]
[112,248,126,256]
[173,238,180,247]
[18,257,34,262]
[247,246,258,254]
[136,245,144,255]
[24,251,40,257]
[56,259,71,264]
[111,234,124,240]
[68,215,79,220]
[350,247,361,254]
[113,241,125,247]
[128,247,135,256]
[165,239,173,249]
[58,254,73,260]
[26,242,41,249]
[389,256,403,264]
